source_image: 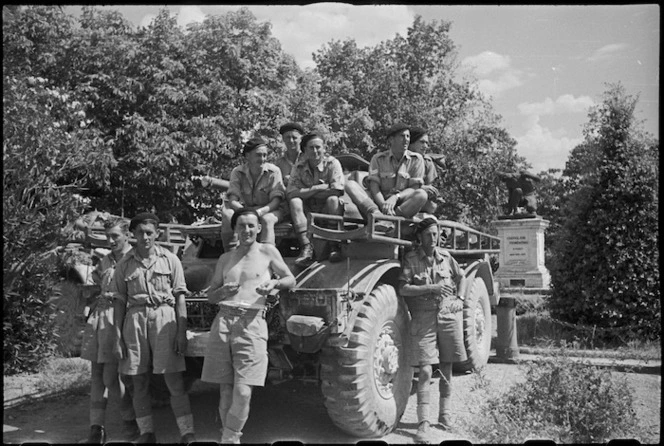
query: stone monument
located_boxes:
[493,217,551,288]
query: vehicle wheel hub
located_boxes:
[373,327,399,398]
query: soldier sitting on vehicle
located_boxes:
[275,122,305,187]
[111,212,195,444]
[398,216,467,441]
[220,136,287,252]
[286,131,345,267]
[408,126,442,215]
[201,208,296,444]
[345,122,428,231]
[80,217,138,443]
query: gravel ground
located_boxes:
[3,357,660,444]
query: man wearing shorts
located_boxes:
[345,123,428,230]
[286,131,345,267]
[201,208,296,443]
[275,122,305,186]
[111,212,195,444]
[399,216,467,441]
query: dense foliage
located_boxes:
[470,353,639,443]
[548,84,660,341]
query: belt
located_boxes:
[127,301,173,310]
[218,304,266,319]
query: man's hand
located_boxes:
[431,282,456,299]
[113,337,126,361]
[381,194,399,215]
[422,184,439,199]
[174,332,187,356]
[256,279,279,296]
[220,282,240,299]
[412,274,429,286]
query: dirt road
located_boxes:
[3,359,660,444]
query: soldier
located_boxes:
[345,123,428,230]
[80,217,138,443]
[220,137,287,252]
[201,208,296,443]
[398,216,467,441]
[111,212,195,444]
[287,131,345,267]
[408,126,442,215]
[275,122,305,187]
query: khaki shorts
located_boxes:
[81,302,118,364]
[409,308,467,366]
[120,305,186,375]
[201,307,268,387]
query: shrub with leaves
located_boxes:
[471,352,638,443]
[548,83,660,342]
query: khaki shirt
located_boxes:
[423,154,438,186]
[367,149,425,197]
[111,246,187,307]
[275,154,299,187]
[286,155,345,200]
[92,252,127,295]
[399,246,461,287]
[227,162,286,207]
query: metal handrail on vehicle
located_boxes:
[308,212,500,254]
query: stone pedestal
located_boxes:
[492,217,550,289]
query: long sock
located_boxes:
[90,399,106,426]
[176,414,195,437]
[135,415,153,434]
[225,413,247,434]
[416,387,431,423]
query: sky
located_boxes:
[64,4,660,173]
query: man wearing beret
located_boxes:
[111,212,195,443]
[286,132,345,267]
[398,216,467,441]
[220,136,287,252]
[345,123,428,229]
[409,126,442,215]
[275,122,305,187]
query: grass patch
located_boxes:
[468,351,640,443]
[516,310,661,360]
[34,356,90,395]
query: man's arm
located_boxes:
[256,245,296,296]
[110,261,128,360]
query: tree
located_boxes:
[313,16,527,229]
[548,83,660,341]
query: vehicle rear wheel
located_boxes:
[319,283,413,438]
[454,277,492,373]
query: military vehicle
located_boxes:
[179,155,500,437]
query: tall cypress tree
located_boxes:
[549,83,660,341]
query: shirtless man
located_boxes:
[201,208,296,444]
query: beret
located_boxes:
[415,216,438,235]
[129,212,159,231]
[241,136,268,155]
[409,126,428,144]
[279,122,305,135]
[386,122,409,138]
[299,131,325,152]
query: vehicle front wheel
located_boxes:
[319,283,413,438]
[454,277,492,373]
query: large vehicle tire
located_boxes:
[454,277,492,373]
[319,283,413,438]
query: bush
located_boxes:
[470,352,639,443]
[549,84,660,342]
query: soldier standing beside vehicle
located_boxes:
[201,208,296,443]
[287,131,345,267]
[345,123,428,229]
[275,122,305,186]
[111,212,195,444]
[80,217,138,443]
[408,126,442,215]
[220,137,287,252]
[398,216,467,442]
